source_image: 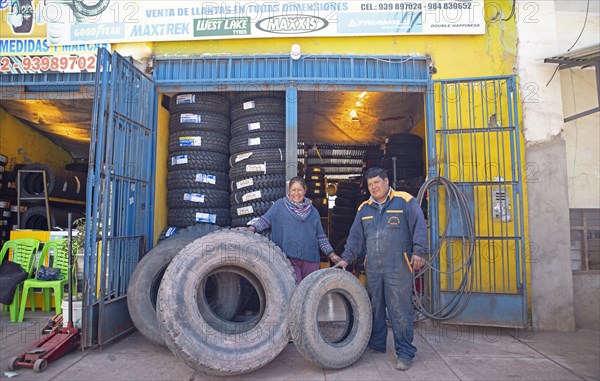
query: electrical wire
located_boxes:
[567,0,591,52]
[547,0,591,86]
[413,176,476,321]
[502,0,517,21]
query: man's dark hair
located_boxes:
[365,167,388,180]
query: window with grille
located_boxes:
[570,209,600,271]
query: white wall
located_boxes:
[555,9,600,209]
[517,0,576,331]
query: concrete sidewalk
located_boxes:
[1,310,598,381]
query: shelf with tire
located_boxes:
[16,164,86,231]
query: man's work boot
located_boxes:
[395,357,412,371]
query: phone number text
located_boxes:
[0,55,96,73]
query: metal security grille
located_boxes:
[83,49,156,348]
[426,76,529,327]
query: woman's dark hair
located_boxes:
[288,176,307,190]
[365,167,388,180]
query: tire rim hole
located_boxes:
[317,291,354,344]
[198,267,266,334]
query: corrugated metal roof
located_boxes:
[544,44,600,69]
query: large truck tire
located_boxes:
[167,170,229,191]
[169,152,229,172]
[127,227,236,346]
[230,200,276,219]
[289,268,372,369]
[169,93,230,115]
[167,189,229,209]
[231,114,286,136]
[229,91,285,105]
[169,112,230,136]
[230,97,286,120]
[168,130,229,155]
[229,148,285,167]
[230,186,284,205]
[167,207,231,227]
[229,132,286,156]
[230,173,285,192]
[157,229,296,376]
[229,162,286,180]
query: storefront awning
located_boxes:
[544,44,600,122]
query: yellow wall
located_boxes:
[153,95,170,245]
[0,108,72,171]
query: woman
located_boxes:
[248,176,341,283]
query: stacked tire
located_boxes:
[305,166,328,215]
[383,133,424,196]
[359,147,384,201]
[20,163,87,201]
[330,181,361,249]
[228,93,287,227]
[167,93,232,227]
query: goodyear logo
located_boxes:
[255,15,328,34]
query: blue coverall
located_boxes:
[341,188,428,362]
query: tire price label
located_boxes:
[236,178,254,189]
[184,193,206,203]
[195,213,216,224]
[236,206,254,216]
[195,173,217,184]
[0,54,97,74]
[179,136,202,147]
[242,190,262,202]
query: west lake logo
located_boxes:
[255,15,328,34]
[194,17,251,37]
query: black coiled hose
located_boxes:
[414,176,475,321]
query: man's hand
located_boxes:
[333,259,348,270]
[247,226,256,233]
[411,254,425,272]
[329,253,342,264]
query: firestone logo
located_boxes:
[255,15,329,34]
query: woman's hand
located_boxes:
[329,253,342,264]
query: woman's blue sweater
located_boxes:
[251,198,333,263]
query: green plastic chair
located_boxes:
[0,238,41,322]
[18,239,77,322]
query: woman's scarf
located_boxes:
[284,196,313,221]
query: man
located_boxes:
[334,167,427,371]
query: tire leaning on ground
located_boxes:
[157,229,296,376]
[289,268,372,369]
[127,224,237,347]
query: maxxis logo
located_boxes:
[255,14,328,34]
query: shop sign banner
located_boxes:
[31,0,484,45]
[0,0,108,74]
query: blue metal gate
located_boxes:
[425,76,529,327]
[83,48,156,348]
